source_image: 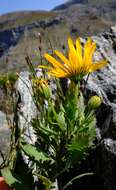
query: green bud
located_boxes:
[33,78,51,100]
[88,95,102,110]
[41,83,51,100]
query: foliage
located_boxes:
[1,167,29,190]
[0,73,18,114]
[0,73,18,87]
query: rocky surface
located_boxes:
[16,71,39,144]
[14,26,116,190]
[84,26,116,190]
[0,111,11,165]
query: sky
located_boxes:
[0,0,66,15]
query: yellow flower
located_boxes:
[40,37,107,81]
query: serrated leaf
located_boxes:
[21,141,54,164]
[68,141,88,165]
[68,128,95,164]
[32,118,57,137]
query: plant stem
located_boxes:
[62,172,94,190]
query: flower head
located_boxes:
[39,37,107,81]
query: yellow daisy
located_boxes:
[39,37,107,81]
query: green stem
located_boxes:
[48,100,62,130]
[84,73,90,93]
[62,172,94,190]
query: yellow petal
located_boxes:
[68,38,78,72]
[84,37,92,50]
[48,68,67,78]
[68,51,76,73]
[54,50,72,73]
[44,53,71,75]
[84,38,96,66]
[90,60,108,72]
[89,42,96,58]
[68,38,77,55]
[84,38,93,58]
[76,38,83,67]
[85,42,97,66]
[54,50,69,65]
[44,53,63,69]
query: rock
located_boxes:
[0,128,11,165]
[0,111,11,165]
[16,71,38,144]
[84,26,116,190]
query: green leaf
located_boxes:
[1,167,29,190]
[65,97,78,122]
[78,92,85,113]
[68,122,96,164]
[1,167,20,187]
[33,118,57,137]
[57,109,66,128]
[21,141,54,164]
[68,134,89,162]
[68,138,88,151]
[38,175,53,190]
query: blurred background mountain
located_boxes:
[0,0,116,73]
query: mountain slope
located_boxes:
[0,1,116,74]
[53,0,87,10]
[0,11,57,31]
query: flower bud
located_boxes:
[40,82,51,100]
[88,95,102,110]
[33,78,51,100]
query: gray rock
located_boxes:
[0,111,12,165]
[16,71,38,144]
[85,26,116,190]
